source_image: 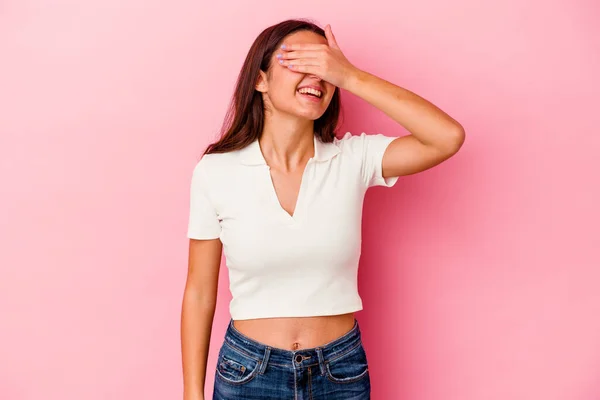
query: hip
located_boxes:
[213,317,371,399]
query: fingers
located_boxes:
[279,43,326,51]
[276,55,320,75]
[277,50,321,61]
[276,48,322,72]
[286,64,318,74]
[277,49,324,76]
[277,57,320,68]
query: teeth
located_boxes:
[298,87,322,98]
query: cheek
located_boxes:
[271,63,298,83]
[325,84,336,97]
[269,76,301,101]
[271,87,296,105]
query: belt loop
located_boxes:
[258,346,271,374]
[316,347,326,376]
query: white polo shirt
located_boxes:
[187,131,398,320]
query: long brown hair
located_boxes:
[203,19,343,156]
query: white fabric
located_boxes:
[187,132,399,320]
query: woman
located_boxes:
[181,19,465,400]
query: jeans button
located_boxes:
[295,354,302,363]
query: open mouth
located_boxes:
[296,87,322,100]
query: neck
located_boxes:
[260,113,315,170]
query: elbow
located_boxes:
[183,285,218,309]
[446,125,466,154]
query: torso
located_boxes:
[232,312,356,350]
[230,144,358,350]
[191,134,387,331]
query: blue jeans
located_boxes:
[212,318,371,399]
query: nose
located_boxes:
[308,74,321,81]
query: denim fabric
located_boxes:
[212,318,371,399]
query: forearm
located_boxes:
[344,68,465,150]
[181,289,216,400]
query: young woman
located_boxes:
[181,19,465,400]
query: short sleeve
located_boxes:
[186,157,222,240]
[340,132,399,188]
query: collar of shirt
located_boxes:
[238,135,341,166]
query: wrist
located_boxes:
[344,67,367,93]
[183,389,204,400]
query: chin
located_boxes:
[275,98,330,120]
[295,104,331,120]
[294,110,326,121]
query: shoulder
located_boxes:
[333,131,363,152]
[334,131,394,145]
[333,131,399,188]
[334,131,396,157]
[334,131,359,146]
[188,152,238,201]
[192,150,239,180]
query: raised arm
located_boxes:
[345,69,466,178]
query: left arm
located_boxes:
[344,68,466,177]
[278,24,465,178]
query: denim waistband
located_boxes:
[222,318,363,369]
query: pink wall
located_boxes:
[1,1,599,399]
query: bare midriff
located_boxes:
[232,312,356,351]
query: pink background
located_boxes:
[1,1,599,399]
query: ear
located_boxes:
[255,69,268,93]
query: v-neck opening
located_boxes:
[265,159,312,223]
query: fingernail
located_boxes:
[276,53,282,58]
[281,44,286,49]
